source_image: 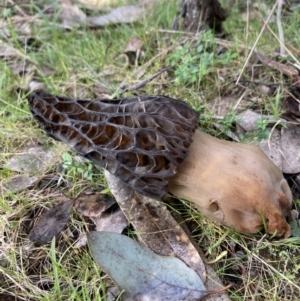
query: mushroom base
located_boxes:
[169,130,292,237]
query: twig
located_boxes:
[277,0,286,57]
[236,1,278,84]
[229,79,294,87]
[254,8,300,68]
[255,52,298,78]
[117,66,171,96]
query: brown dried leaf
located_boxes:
[8,61,36,76]
[87,5,146,26]
[0,41,32,61]
[77,0,118,9]
[124,36,144,66]
[5,146,55,174]
[237,110,285,132]
[93,207,128,232]
[256,52,299,78]
[74,192,115,217]
[125,36,142,53]
[283,95,300,120]
[106,286,121,301]
[1,175,38,194]
[93,79,113,98]
[73,233,88,248]
[209,96,250,116]
[0,16,32,37]
[29,199,74,243]
[105,170,206,282]
[259,129,283,170]
[281,123,300,173]
[60,1,87,28]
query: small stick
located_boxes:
[236,1,278,84]
[117,66,171,96]
[277,0,286,57]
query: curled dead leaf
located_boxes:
[29,199,74,243]
[60,2,87,28]
[259,129,282,170]
[281,123,300,173]
[93,207,128,232]
[237,110,285,132]
[88,5,146,26]
[1,175,38,194]
[74,192,116,217]
[5,146,55,174]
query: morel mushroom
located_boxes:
[28,90,292,237]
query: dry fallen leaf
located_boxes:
[259,129,283,170]
[124,36,144,66]
[106,286,121,301]
[60,1,87,28]
[73,233,88,248]
[93,207,128,232]
[280,123,300,173]
[0,40,32,61]
[209,96,250,116]
[237,110,285,132]
[5,146,55,174]
[88,5,146,26]
[74,191,116,217]
[29,199,74,243]
[1,175,38,194]
[125,36,143,53]
[0,16,32,38]
[74,207,128,248]
[88,231,207,301]
[77,0,118,9]
[105,170,207,282]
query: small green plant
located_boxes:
[252,118,270,141]
[167,30,238,87]
[217,111,238,135]
[62,152,94,181]
[240,117,285,143]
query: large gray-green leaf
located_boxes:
[87,232,207,301]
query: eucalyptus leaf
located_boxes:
[87,232,207,301]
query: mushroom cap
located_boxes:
[28,90,199,199]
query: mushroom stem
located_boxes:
[169,130,292,237]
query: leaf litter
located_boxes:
[104,171,230,301]
[105,170,207,281]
